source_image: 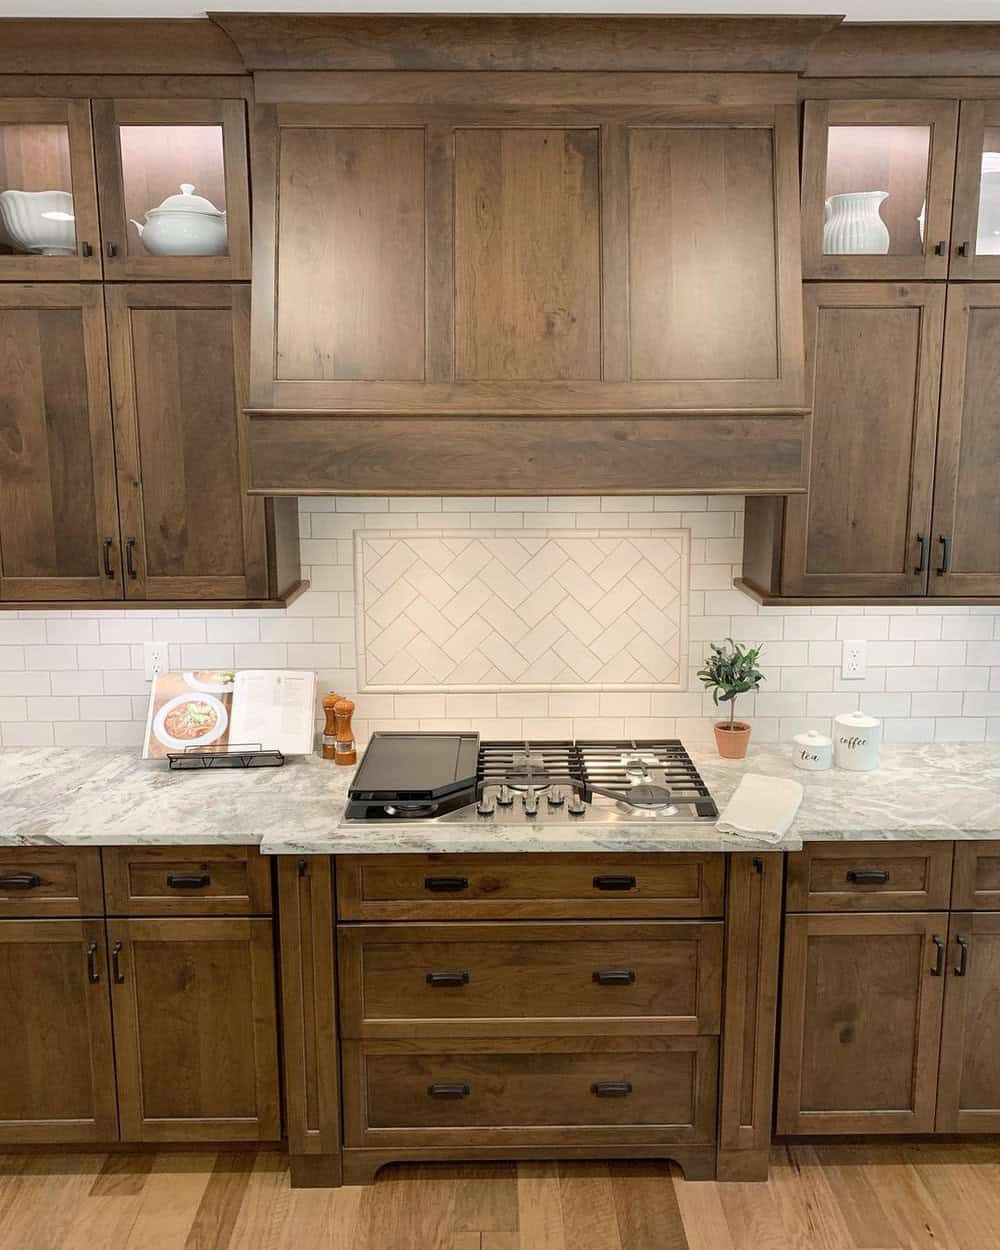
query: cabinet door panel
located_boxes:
[777,913,946,1135]
[107,283,267,601]
[930,284,1000,596]
[937,912,1000,1132]
[628,126,778,383]
[0,285,122,601]
[950,101,1000,282]
[109,917,280,1142]
[781,283,943,597]
[0,919,117,1144]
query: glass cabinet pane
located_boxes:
[824,125,930,257]
[0,124,77,257]
[976,126,1000,256]
[119,124,228,259]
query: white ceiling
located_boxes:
[1,1,998,21]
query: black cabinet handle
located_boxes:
[111,940,125,984]
[955,935,970,977]
[913,533,927,575]
[86,940,100,984]
[592,1081,633,1098]
[931,934,945,977]
[106,241,118,258]
[166,872,210,889]
[125,538,138,579]
[593,875,636,892]
[426,970,469,987]
[937,534,951,576]
[424,876,468,893]
[0,873,43,890]
[103,538,115,579]
[846,869,890,885]
[593,969,636,986]
[81,240,93,258]
[933,240,948,256]
[958,241,971,257]
[428,1083,470,1099]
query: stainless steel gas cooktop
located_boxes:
[345,733,718,824]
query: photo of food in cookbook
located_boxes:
[143,669,316,759]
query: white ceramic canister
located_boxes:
[792,729,833,772]
[833,711,882,772]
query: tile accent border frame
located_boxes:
[354,528,690,694]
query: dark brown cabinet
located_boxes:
[776,912,947,1135]
[0,284,123,602]
[108,916,280,1143]
[0,919,118,1144]
[937,912,1000,1132]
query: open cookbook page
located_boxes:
[143,669,317,759]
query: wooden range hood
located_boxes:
[215,13,844,497]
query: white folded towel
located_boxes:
[716,773,803,843]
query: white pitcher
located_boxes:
[823,191,891,255]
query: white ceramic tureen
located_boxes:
[130,183,227,257]
[0,189,76,255]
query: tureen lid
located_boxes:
[147,183,224,217]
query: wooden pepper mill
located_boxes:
[321,691,343,760]
[332,699,356,766]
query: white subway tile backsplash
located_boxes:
[2,494,997,749]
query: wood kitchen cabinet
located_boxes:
[949,101,1000,282]
[245,72,807,495]
[937,912,1000,1132]
[0,919,118,1144]
[776,912,947,1135]
[108,916,281,1142]
[0,284,124,602]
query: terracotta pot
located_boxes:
[714,720,752,759]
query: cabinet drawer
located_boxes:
[343,1035,718,1149]
[339,920,723,1039]
[336,853,725,921]
[0,848,103,917]
[785,843,953,912]
[952,842,1000,910]
[102,847,272,916]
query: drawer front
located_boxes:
[952,842,1000,910]
[0,848,103,917]
[339,920,723,1039]
[102,847,272,916]
[336,853,725,920]
[343,1036,718,1148]
[785,843,953,912]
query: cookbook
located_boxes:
[143,668,317,759]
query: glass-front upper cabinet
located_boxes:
[92,99,250,280]
[951,100,1000,280]
[0,99,102,280]
[801,99,958,280]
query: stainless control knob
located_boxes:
[547,788,565,807]
[568,795,587,816]
[523,791,539,817]
[477,795,496,816]
[496,785,514,807]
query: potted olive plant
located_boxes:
[698,638,765,759]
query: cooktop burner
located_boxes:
[346,734,718,824]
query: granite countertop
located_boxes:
[1,743,998,855]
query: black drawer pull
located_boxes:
[931,935,945,977]
[593,969,636,986]
[593,875,636,892]
[111,940,125,984]
[428,1083,470,1099]
[592,1081,633,1098]
[424,876,469,893]
[955,935,970,978]
[846,869,890,885]
[426,970,470,988]
[86,941,100,984]
[0,873,43,891]
[166,873,211,889]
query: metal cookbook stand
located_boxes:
[166,742,286,770]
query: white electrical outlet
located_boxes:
[841,639,867,680]
[143,641,169,681]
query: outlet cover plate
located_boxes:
[841,639,867,680]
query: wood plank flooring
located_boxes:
[1,1144,999,1250]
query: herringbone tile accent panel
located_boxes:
[355,529,689,692]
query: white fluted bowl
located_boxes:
[0,190,76,256]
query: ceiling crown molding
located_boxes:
[806,21,1000,77]
[0,18,245,76]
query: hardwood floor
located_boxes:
[0,1144,998,1250]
